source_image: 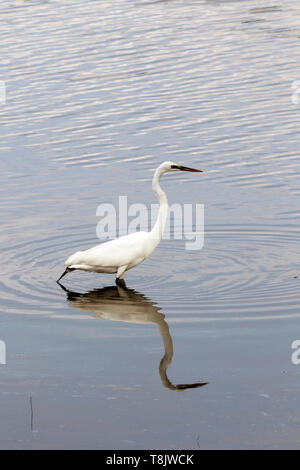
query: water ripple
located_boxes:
[0,0,300,325]
[0,223,299,321]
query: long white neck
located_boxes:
[150,167,168,245]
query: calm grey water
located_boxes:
[1,0,300,450]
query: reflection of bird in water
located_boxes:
[58,282,208,392]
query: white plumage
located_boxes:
[65,231,151,274]
[57,161,202,287]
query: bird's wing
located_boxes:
[66,232,149,269]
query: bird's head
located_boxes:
[158,161,203,174]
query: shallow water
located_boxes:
[1,0,300,449]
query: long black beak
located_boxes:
[179,165,203,172]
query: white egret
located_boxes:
[57,161,202,286]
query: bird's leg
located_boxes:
[57,267,74,283]
[116,265,127,288]
[116,278,127,288]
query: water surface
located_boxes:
[1,0,300,449]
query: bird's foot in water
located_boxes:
[115,277,127,288]
[57,267,74,283]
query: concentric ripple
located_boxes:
[1,0,300,326]
[136,225,300,320]
[0,228,97,317]
[1,223,300,322]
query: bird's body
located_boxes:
[65,231,154,274]
[57,161,202,286]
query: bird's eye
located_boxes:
[171,165,179,169]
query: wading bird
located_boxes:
[57,161,202,287]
